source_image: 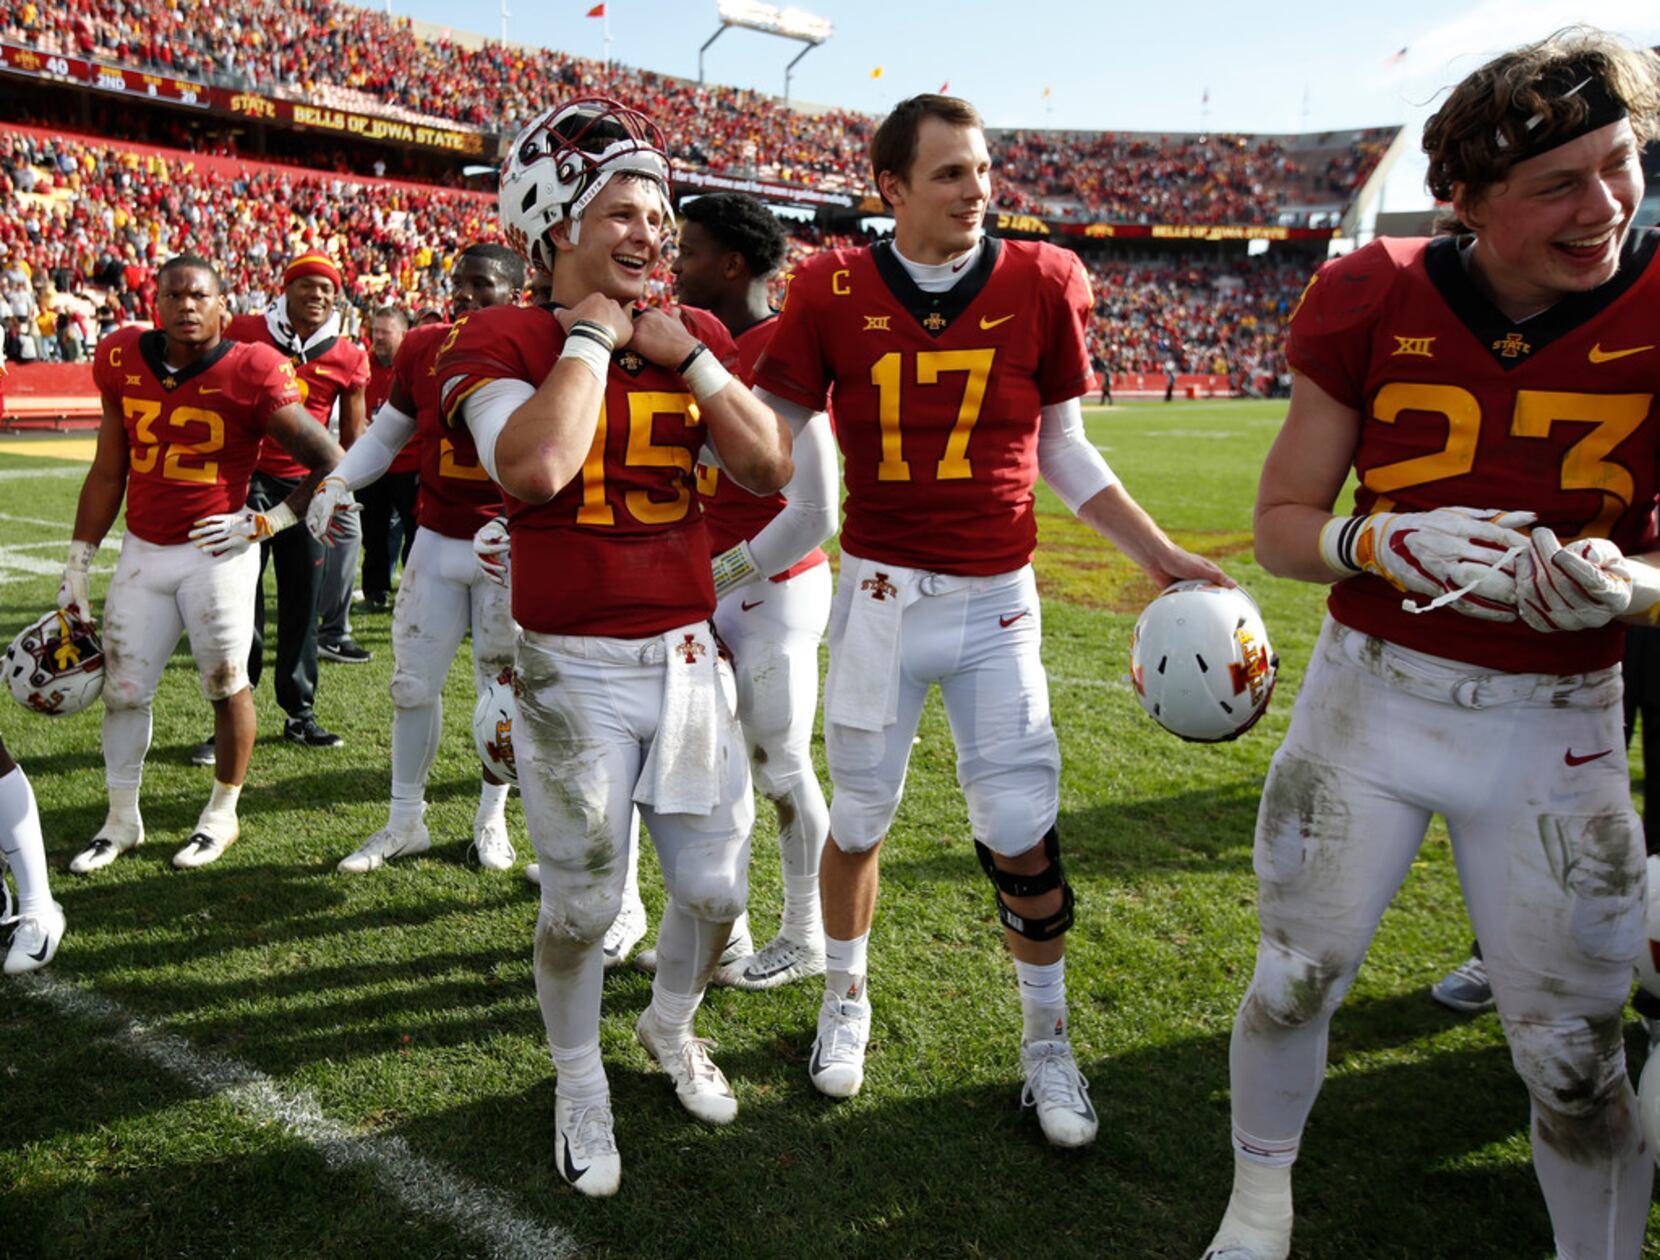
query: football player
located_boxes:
[219,255,369,753]
[434,98,793,1196]
[355,305,417,615]
[670,192,837,988]
[0,734,64,972]
[752,94,1226,1147]
[61,255,342,873]
[307,244,526,873]
[1204,33,1660,1260]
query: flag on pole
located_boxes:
[1384,46,1408,66]
[1201,86,1210,105]
[939,80,949,93]
[586,3,605,16]
[871,66,883,79]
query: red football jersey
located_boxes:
[435,302,739,636]
[755,238,1094,575]
[695,313,828,581]
[367,353,421,475]
[228,313,370,481]
[1289,230,1660,674]
[396,321,501,540]
[92,326,301,546]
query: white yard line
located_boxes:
[17,973,583,1260]
[0,511,121,539]
[1049,673,1133,693]
[0,466,88,479]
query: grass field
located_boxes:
[2,399,1657,1259]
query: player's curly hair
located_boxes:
[870,94,984,209]
[457,241,527,290]
[1423,26,1660,214]
[679,193,787,279]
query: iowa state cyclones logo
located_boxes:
[485,718,517,780]
[861,572,897,602]
[1229,628,1273,705]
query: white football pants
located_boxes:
[1231,618,1650,1260]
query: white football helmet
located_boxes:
[499,95,672,268]
[1130,580,1276,742]
[473,666,520,786]
[5,610,105,717]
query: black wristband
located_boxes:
[678,343,708,375]
[569,319,616,348]
[567,326,614,351]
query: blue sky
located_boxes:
[391,0,1660,209]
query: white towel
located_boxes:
[825,556,920,733]
[263,301,341,361]
[634,623,722,816]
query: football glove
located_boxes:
[57,539,96,622]
[305,475,358,544]
[711,540,761,600]
[473,516,511,586]
[1320,507,1534,620]
[189,502,298,557]
[1515,529,1634,633]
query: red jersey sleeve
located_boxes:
[1037,247,1097,405]
[92,328,132,400]
[342,340,371,391]
[391,326,427,403]
[678,306,741,373]
[433,306,539,425]
[1284,240,1400,409]
[752,257,831,413]
[243,343,303,425]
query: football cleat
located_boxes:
[1430,954,1494,1013]
[5,609,105,717]
[636,915,751,976]
[635,1009,738,1124]
[1020,1038,1098,1148]
[190,735,217,768]
[809,989,871,1099]
[69,825,142,875]
[3,900,66,974]
[723,932,826,992]
[603,894,648,970]
[470,816,515,871]
[472,668,520,785]
[172,829,237,870]
[1130,581,1276,742]
[336,821,432,874]
[553,1095,621,1197]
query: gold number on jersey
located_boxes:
[1510,390,1653,539]
[1360,383,1482,496]
[574,392,699,526]
[575,401,615,526]
[123,396,162,474]
[123,397,225,483]
[695,463,720,496]
[871,348,998,482]
[438,437,489,481]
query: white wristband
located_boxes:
[1317,515,1363,578]
[67,539,97,570]
[711,540,761,598]
[683,351,734,403]
[560,334,612,385]
[1628,558,1660,624]
[264,501,298,534]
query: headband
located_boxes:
[1494,60,1628,161]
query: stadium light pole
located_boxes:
[697,0,831,104]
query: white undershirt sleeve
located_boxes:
[1038,395,1119,514]
[454,378,535,485]
[743,410,838,576]
[331,401,416,491]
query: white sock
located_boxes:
[476,779,509,827]
[0,764,53,916]
[646,980,703,1043]
[549,1039,608,1103]
[1014,957,1068,1042]
[825,930,869,1003]
[782,873,823,943]
[389,696,440,829]
[194,780,242,842]
[100,782,143,844]
[1208,1134,1297,1260]
[387,784,424,834]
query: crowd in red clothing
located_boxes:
[3,1,1389,223]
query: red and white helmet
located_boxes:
[499,96,672,268]
[1129,580,1277,742]
[5,610,105,717]
[472,666,520,786]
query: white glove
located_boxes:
[1515,529,1632,633]
[711,540,762,600]
[305,474,357,543]
[473,516,511,586]
[189,502,298,557]
[57,539,96,621]
[1321,506,1534,621]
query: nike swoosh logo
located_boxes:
[29,938,51,962]
[199,387,223,395]
[809,1042,825,1078]
[561,1134,589,1184]
[1588,343,1653,363]
[1564,748,1613,766]
[741,600,764,612]
[979,314,1015,330]
[999,611,1030,628]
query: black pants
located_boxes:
[1623,623,1660,856]
[248,470,322,721]
[357,470,418,601]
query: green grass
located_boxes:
[1,401,1656,1258]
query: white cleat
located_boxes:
[809,990,871,1099]
[553,1095,621,1197]
[723,932,826,991]
[471,816,515,871]
[4,900,66,974]
[524,862,541,886]
[1020,1039,1098,1148]
[635,917,751,976]
[603,895,648,970]
[336,821,432,874]
[69,824,142,875]
[635,1009,738,1124]
[172,828,238,869]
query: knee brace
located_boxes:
[974,826,1074,942]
